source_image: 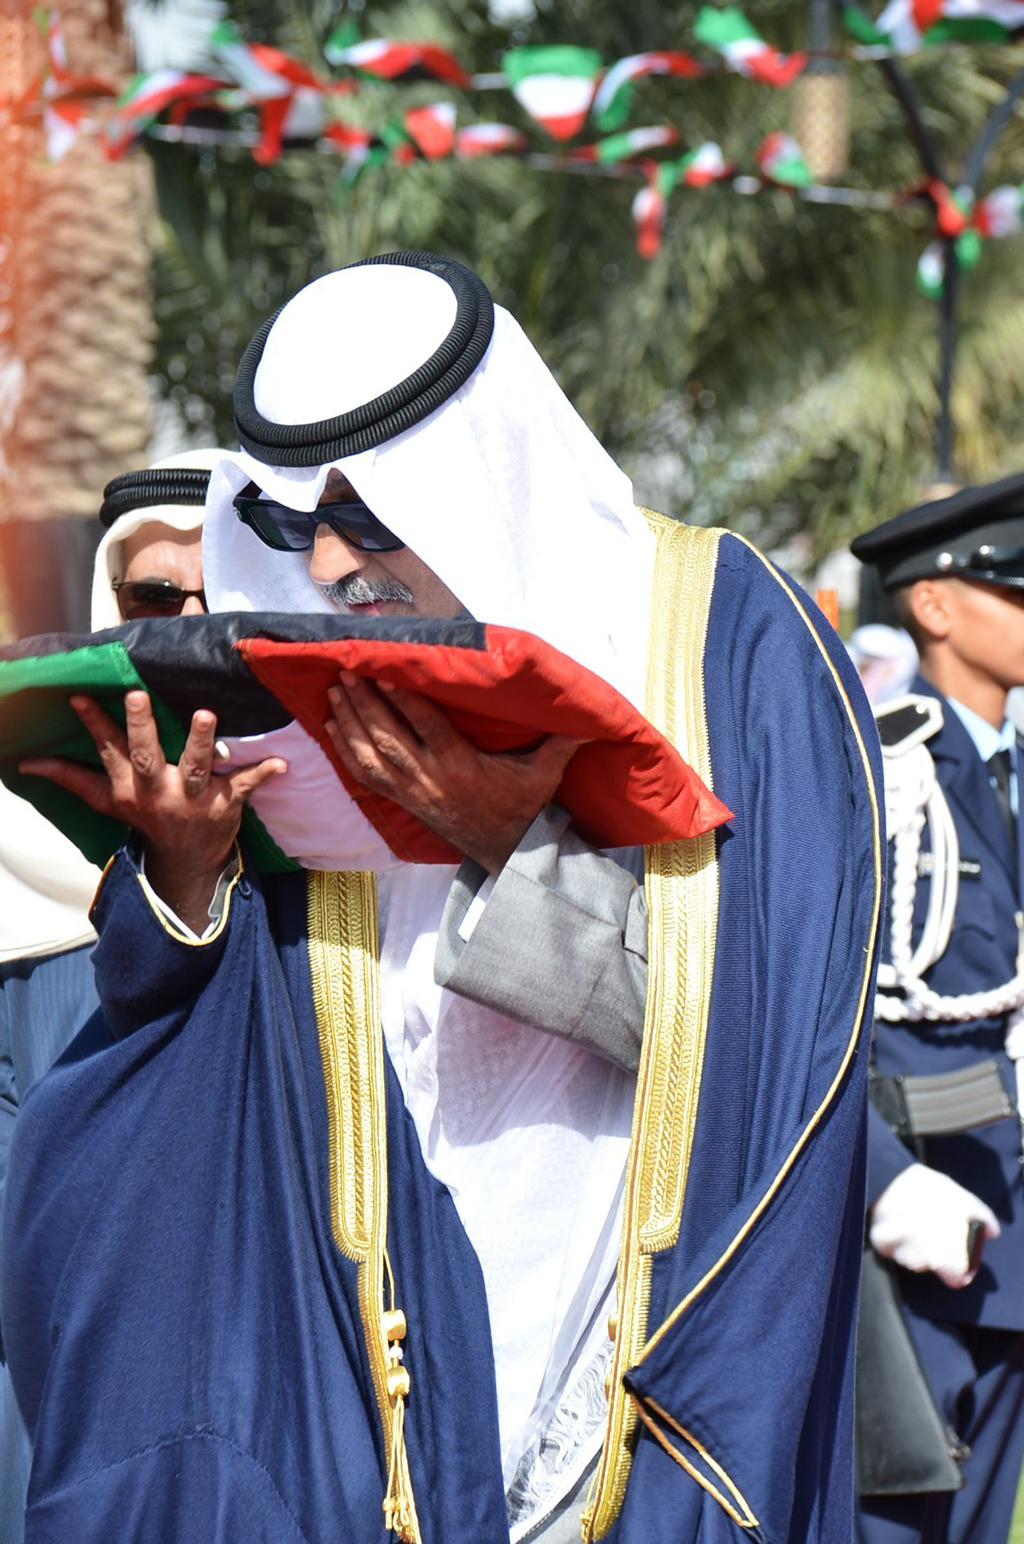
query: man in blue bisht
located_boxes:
[3,252,882,1543]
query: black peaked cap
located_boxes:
[100,467,212,529]
[233,250,495,468]
[850,471,1024,590]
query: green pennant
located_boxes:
[323,17,361,57]
[502,46,603,86]
[840,5,890,45]
[925,16,1012,43]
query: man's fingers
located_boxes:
[179,710,218,797]
[327,678,419,779]
[377,681,459,750]
[18,757,117,817]
[69,694,130,777]
[123,691,167,784]
[521,734,590,779]
[228,757,288,804]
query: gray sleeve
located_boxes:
[434,805,648,1073]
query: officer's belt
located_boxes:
[869,1059,1015,1141]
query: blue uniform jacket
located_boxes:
[869,673,1024,1331]
[2,530,882,1544]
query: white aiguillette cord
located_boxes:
[877,738,1024,1164]
[876,740,1024,1026]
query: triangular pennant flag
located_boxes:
[632,180,666,258]
[916,238,945,296]
[324,35,469,86]
[323,119,373,154]
[677,140,735,185]
[976,183,1024,238]
[104,69,226,159]
[403,102,456,158]
[35,9,116,160]
[503,45,602,139]
[210,20,325,99]
[694,6,808,84]
[43,99,84,161]
[928,178,972,236]
[756,131,812,186]
[454,122,527,157]
[592,50,703,131]
[861,0,1024,51]
[574,125,678,163]
[337,138,391,185]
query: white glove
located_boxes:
[869,1162,1000,1289]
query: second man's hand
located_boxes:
[325,671,586,874]
[19,691,287,934]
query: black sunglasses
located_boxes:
[233,494,405,554]
[112,579,207,620]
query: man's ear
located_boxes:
[906,578,954,643]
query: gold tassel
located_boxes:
[381,1295,417,1542]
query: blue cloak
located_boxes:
[2,526,883,1544]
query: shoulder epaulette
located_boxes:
[874,693,944,757]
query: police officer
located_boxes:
[852,473,1024,1544]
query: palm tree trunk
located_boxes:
[0,0,154,636]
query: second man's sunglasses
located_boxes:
[233,494,405,554]
[113,579,207,620]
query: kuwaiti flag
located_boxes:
[454,122,527,158]
[0,615,728,872]
[337,138,391,185]
[916,229,983,297]
[633,181,667,259]
[916,239,947,297]
[756,131,813,186]
[574,125,678,162]
[927,178,972,235]
[592,50,704,131]
[103,70,227,159]
[503,46,603,139]
[210,22,340,165]
[324,35,470,87]
[245,77,356,163]
[847,0,1024,49]
[976,182,1024,237]
[403,102,456,158]
[323,119,373,155]
[210,20,327,99]
[35,10,116,161]
[694,7,808,84]
[646,144,733,201]
[676,141,735,186]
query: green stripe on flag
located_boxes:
[502,46,602,86]
[0,640,297,873]
[840,5,891,44]
[925,16,1011,42]
[694,7,761,48]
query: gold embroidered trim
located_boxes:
[582,514,722,1541]
[637,537,883,1362]
[632,1398,758,1529]
[135,849,243,948]
[307,871,422,1543]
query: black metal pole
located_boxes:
[936,236,958,481]
[810,0,833,54]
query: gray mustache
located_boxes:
[315,574,415,610]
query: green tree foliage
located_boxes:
[147,0,1024,560]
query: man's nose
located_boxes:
[182,594,206,617]
[308,523,364,584]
